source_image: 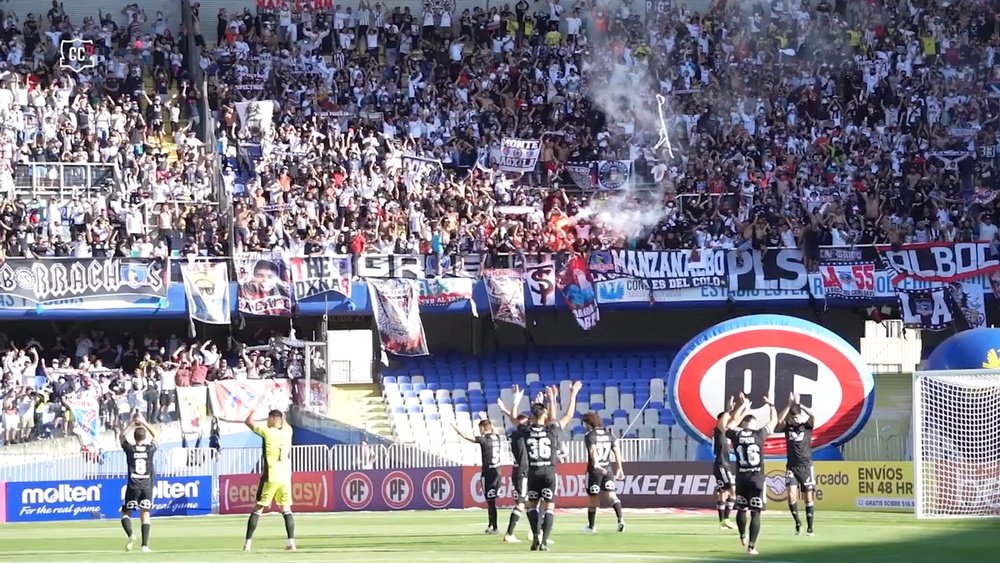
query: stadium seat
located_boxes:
[412,375,425,385]
[398,376,411,385]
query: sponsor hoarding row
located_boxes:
[3,462,913,522]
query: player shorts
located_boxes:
[256,478,293,509]
[586,469,616,495]
[510,468,528,501]
[785,464,816,491]
[122,484,154,512]
[526,469,556,501]
[734,478,766,512]
[713,463,735,492]
[481,468,501,500]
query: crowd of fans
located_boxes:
[215,0,1000,261]
[0,327,299,446]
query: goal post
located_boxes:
[913,370,1000,519]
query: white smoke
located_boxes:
[574,1,674,238]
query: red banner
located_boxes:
[209,379,291,422]
[461,462,718,509]
[219,471,335,514]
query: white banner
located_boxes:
[484,269,526,327]
[401,154,443,192]
[368,279,429,357]
[209,379,292,422]
[180,261,231,325]
[176,386,209,435]
[525,260,557,306]
[498,138,542,173]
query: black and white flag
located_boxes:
[401,154,443,192]
[897,287,953,331]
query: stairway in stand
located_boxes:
[325,384,394,439]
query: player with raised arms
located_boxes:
[497,385,531,543]
[452,418,504,534]
[775,393,817,536]
[713,397,737,530]
[120,411,158,552]
[242,409,296,552]
[581,412,625,533]
[524,381,582,551]
[721,393,777,556]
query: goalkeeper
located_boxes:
[775,393,816,536]
[242,409,296,552]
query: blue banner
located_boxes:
[6,476,212,522]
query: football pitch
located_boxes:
[0,510,990,563]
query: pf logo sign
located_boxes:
[422,469,455,509]
[668,315,874,456]
[341,472,373,510]
[381,471,414,510]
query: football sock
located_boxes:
[789,501,802,527]
[541,510,554,543]
[724,500,734,519]
[612,500,622,523]
[736,509,748,537]
[140,523,150,548]
[716,501,725,522]
[245,511,261,541]
[587,507,597,528]
[806,502,815,531]
[527,508,539,538]
[749,511,762,548]
[121,516,133,537]
[506,508,521,536]
[487,499,498,530]
[283,512,296,540]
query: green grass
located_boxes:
[0,510,992,562]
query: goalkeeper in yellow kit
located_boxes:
[242,409,296,552]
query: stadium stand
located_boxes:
[381,348,683,446]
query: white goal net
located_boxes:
[913,370,1000,519]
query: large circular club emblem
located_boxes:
[668,315,875,457]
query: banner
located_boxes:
[176,386,209,435]
[401,154,443,191]
[289,255,352,300]
[235,254,294,317]
[898,287,954,331]
[558,255,600,330]
[6,476,212,522]
[355,254,483,279]
[562,161,635,190]
[950,281,986,329]
[334,468,462,511]
[180,261,231,325]
[589,250,726,290]
[498,138,542,172]
[461,462,718,509]
[218,471,334,514]
[525,260,557,306]
[881,242,1000,283]
[818,253,876,306]
[0,258,166,308]
[64,393,100,446]
[419,278,476,311]
[368,279,429,357]
[763,462,914,512]
[208,380,292,422]
[483,269,526,327]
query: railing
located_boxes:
[0,433,910,484]
[12,162,121,199]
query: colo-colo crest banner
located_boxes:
[879,242,1000,283]
[0,258,166,306]
[588,250,727,290]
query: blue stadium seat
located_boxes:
[455,404,470,413]
[398,376,411,385]
[383,376,397,385]
[405,406,423,414]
